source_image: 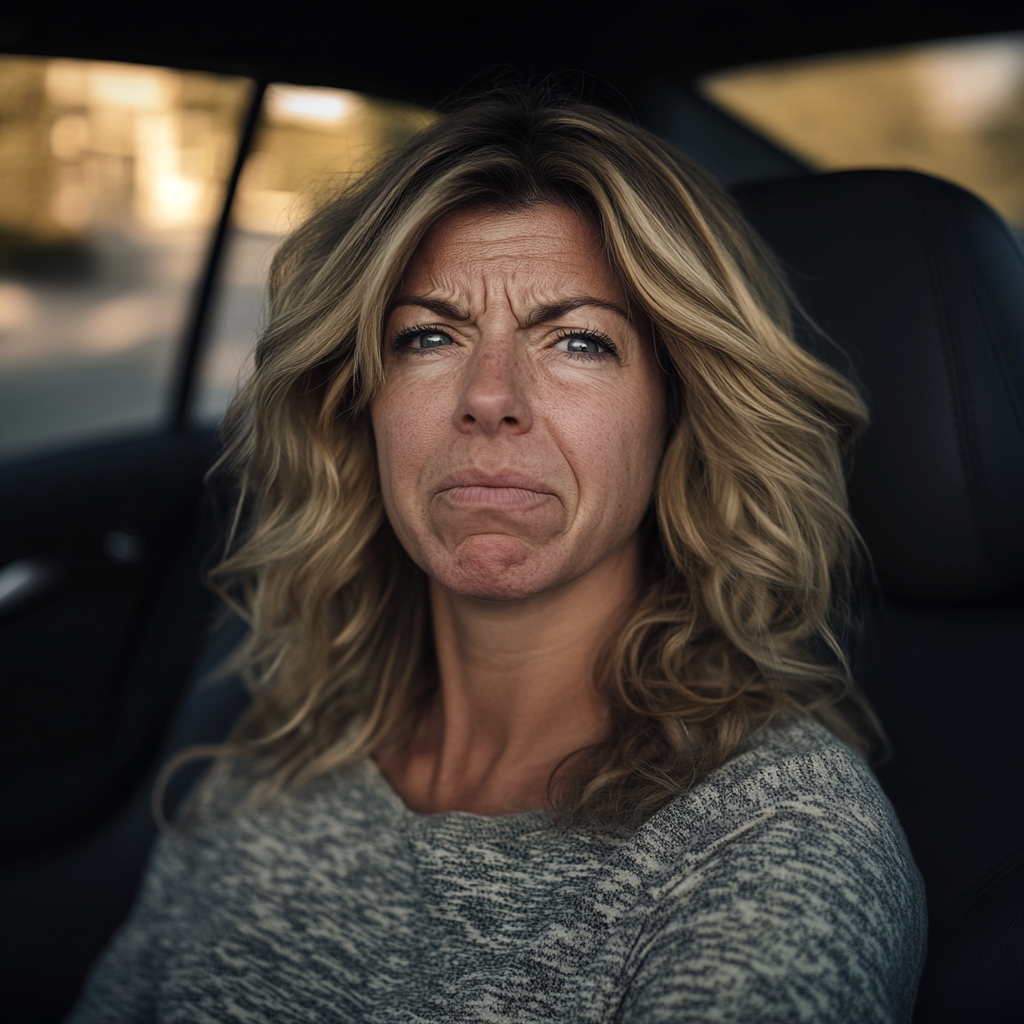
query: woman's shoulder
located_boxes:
[590,719,927,1023]
[678,714,890,821]
[155,756,391,882]
[626,715,918,885]
[609,718,927,1024]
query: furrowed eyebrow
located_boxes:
[388,296,469,321]
[389,294,631,326]
[525,296,631,327]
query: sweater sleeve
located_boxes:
[618,795,926,1024]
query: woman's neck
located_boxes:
[379,533,644,816]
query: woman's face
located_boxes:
[371,204,668,602]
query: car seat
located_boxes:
[734,169,1024,1023]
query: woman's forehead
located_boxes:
[399,204,625,308]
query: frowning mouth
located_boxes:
[436,471,555,510]
[441,485,551,509]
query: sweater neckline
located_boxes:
[358,758,554,839]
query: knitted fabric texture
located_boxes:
[69,716,926,1023]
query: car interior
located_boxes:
[0,3,1021,1022]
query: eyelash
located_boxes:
[391,324,620,361]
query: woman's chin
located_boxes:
[429,533,570,603]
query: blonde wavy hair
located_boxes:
[195,95,878,830]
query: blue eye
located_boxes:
[555,332,614,357]
[395,327,455,351]
[417,330,453,349]
[559,336,603,354]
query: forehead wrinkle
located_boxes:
[410,265,558,326]
[400,231,629,329]
[390,265,474,319]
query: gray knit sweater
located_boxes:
[69,717,926,1023]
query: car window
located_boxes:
[0,56,252,462]
[701,32,1024,236]
[192,85,435,424]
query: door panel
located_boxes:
[0,429,220,863]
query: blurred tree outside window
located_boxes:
[192,85,435,424]
[0,56,252,461]
[702,33,1024,234]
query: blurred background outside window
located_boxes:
[702,32,1024,235]
[0,56,251,460]
[0,58,434,461]
[192,86,435,423]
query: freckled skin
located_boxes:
[371,205,668,602]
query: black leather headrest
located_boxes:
[733,171,1024,606]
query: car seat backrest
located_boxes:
[733,169,1024,1024]
[734,170,1024,606]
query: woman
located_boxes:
[71,95,926,1022]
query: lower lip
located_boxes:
[440,485,552,509]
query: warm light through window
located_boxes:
[0,55,251,459]
[265,84,364,126]
[702,33,1024,231]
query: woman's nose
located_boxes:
[453,336,533,435]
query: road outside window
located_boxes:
[0,57,251,461]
